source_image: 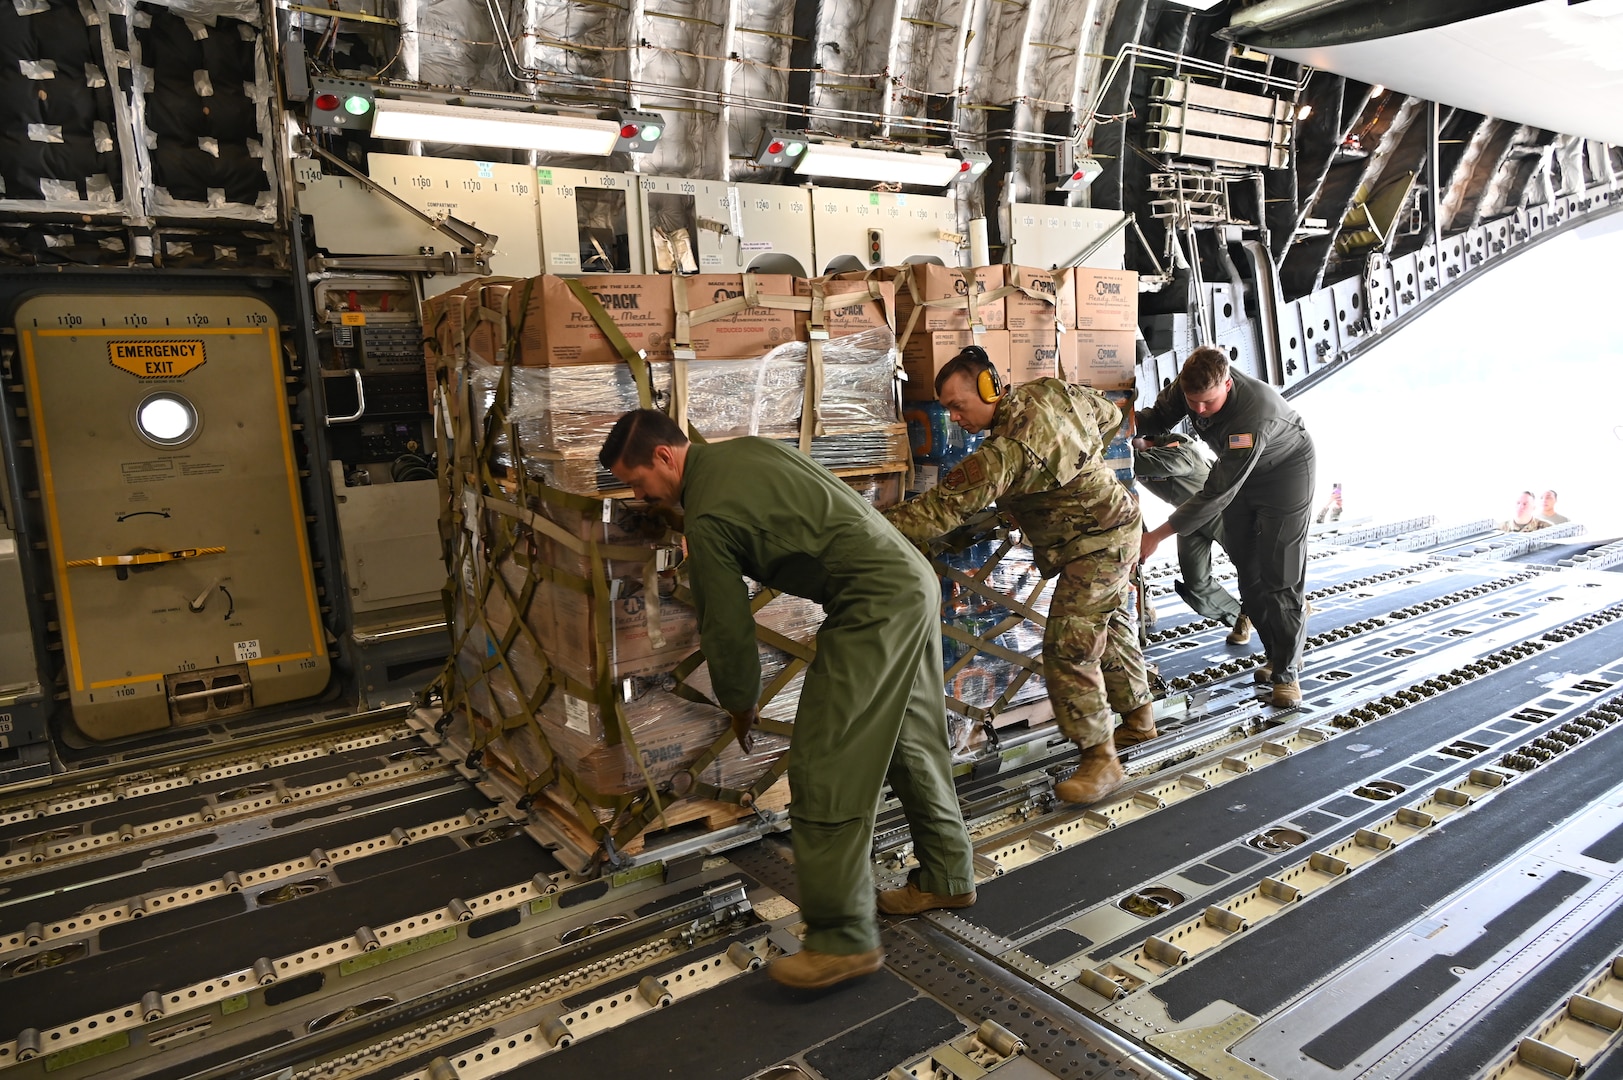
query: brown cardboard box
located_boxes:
[1005,266,1077,330]
[901,330,1011,401]
[678,274,800,358]
[794,277,897,338]
[1009,327,1078,384]
[895,264,1007,336]
[1074,269,1140,331]
[1072,329,1138,389]
[514,274,678,366]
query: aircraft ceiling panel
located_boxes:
[1258,2,1623,147]
[366,154,544,279]
[1005,205,1127,271]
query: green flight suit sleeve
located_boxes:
[681,515,762,714]
[1166,420,1282,536]
[1135,377,1188,436]
[882,438,1026,545]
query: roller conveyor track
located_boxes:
[4,548,1623,1080]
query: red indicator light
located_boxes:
[768,140,785,155]
[621,124,640,138]
[960,160,972,172]
[314,93,340,112]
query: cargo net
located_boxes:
[935,531,1054,754]
[425,273,909,867]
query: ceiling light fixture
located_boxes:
[1059,157,1104,191]
[754,130,809,168]
[369,99,663,155]
[792,142,965,187]
[952,150,992,183]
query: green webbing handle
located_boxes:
[564,278,655,409]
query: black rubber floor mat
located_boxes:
[804,996,965,1079]
[7,782,486,927]
[1300,871,1588,1068]
[1407,898,1623,1080]
[1,832,553,1031]
[1584,819,1623,864]
[1153,719,1623,1024]
[1,738,428,843]
[968,625,1623,942]
[1021,928,1090,965]
[504,967,919,1079]
[0,832,216,916]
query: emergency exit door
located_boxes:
[16,294,330,739]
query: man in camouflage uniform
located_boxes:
[885,347,1157,804]
[1132,434,1249,644]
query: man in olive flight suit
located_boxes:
[599,409,975,992]
[885,348,1157,806]
[1137,347,1316,707]
[1132,434,1250,644]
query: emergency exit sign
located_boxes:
[107,340,208,378]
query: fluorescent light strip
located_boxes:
[793,143,964,187]
[370,99,621,155]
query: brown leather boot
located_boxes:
[1054,740,1125,804]
[1113,703,1158,747]
[877,879,977,916]
[768,946,884,989]
[1271,681,1302,707]
[1225,615,1253,645]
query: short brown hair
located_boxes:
[599,408,687,470]
[1179,346,1230,394]
[934,345,993,395]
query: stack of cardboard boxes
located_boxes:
[424,262,1140,863]
[425,271,910,864]
[893,264,1140,399]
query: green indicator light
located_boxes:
[343,96,372,116]
[640,124,662,140]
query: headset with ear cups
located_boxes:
[958,345,1004,403]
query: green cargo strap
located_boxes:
[565,278,654,409]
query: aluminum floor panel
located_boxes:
[0,832,555,1032]
[0,782,497,926]
[499,967,940,1080]
[968,618,1623,941]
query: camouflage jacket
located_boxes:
[885,378,1140,576]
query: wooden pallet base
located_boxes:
[535,777,792,860]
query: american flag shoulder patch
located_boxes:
[1228,433,1254,450]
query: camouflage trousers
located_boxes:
[1043,530,1152,748]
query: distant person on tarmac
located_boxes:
[1539,490,1568,525]
[599,409,975,992]
[1131,434,1250,645]
[1500,491,1549,533]
[1136,347,1316,709]
[1315,483,1343,524]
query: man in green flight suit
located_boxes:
[1136,347,1316,707]
[1132,433,1249,644]
[884,348,1157,805]
[599,409,976,991]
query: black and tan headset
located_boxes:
[958,345,1004,403]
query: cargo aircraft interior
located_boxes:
[2,1,1623,1078]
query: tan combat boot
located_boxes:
[1054,740,1125,804]
[1113,702,1158,748]
[878,879,977,916]
[1271,681,1302,707]
[769,946,884,990]
[1225,615,1253,645]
